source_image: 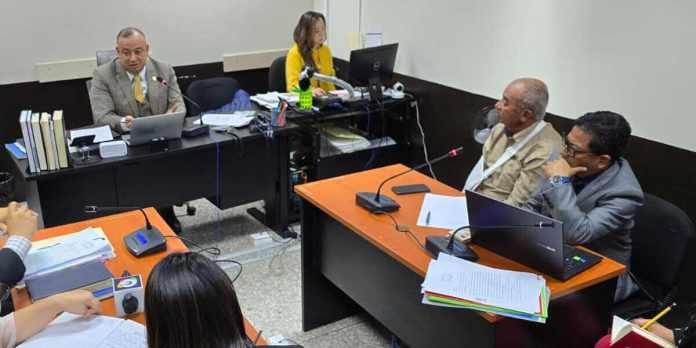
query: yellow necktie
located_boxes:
[133,74,145,103]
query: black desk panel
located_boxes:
[10,124,296,230]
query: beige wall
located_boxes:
[0,0,313,84]
[325,0,696,152]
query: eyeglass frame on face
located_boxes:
[562,133,595,158]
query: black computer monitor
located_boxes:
[349,43,398,101]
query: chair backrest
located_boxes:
[268,55,287,92]
[631,193,695,291]
[87,50,117,119]
[185,77,240,116]
[96,50,117,66]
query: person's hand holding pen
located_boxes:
[631,303,677,344]
[631,319,675,343]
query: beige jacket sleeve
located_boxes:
[503,147,550,207]
[163,64,186,114]
[0,313,17,348]
[90,66,123,130]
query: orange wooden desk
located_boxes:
[6,208,264,343]
[296,164,624,348]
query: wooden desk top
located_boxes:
[295,164,626,323]
[5,208,263,343]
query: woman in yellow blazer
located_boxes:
[286,11,335,96]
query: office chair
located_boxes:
[268,55,287,92]
[613,193,695,319]
[177,77,241,216]
[185,77,241,116]
[87,50,118,121]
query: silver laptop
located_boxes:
[121,112,186,146]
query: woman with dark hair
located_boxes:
[145,252,252,348]
[286,10,335,96]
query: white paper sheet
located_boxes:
[69,126,113,143]
[416,193,469,229]
[194,111,256,127]
[421,254,545,314]
[364,32,383,48]
[18,313,146,348]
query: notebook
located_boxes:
[26,261,113,300]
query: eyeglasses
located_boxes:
[562,134,594,158]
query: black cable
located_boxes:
[226,132,245,159]
[384,213,428,253]
[164,235,221,256]
[214,259,243,283]
[384,212,400,230]
[252,330,263,347]
[405,229,428,252]
[163,235,243,283]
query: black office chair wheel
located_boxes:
[186,205,196,216]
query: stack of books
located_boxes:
[422,253,550,323]
[18,109,69,173]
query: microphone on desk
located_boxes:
[356,146,464,213]
[152,76,209,137]
[84,205,166,257]
[112,274,145,317]
[425,222,555,262]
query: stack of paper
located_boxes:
[18,313,146,348]
[422,253,550,323]
[320,126,372,154]
[251,92,299,109]
[24,227,115,281]
[193,110,256,127]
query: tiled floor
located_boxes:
[174,198,393,348]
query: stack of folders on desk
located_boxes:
[422,253,550,323]
[320,126,373,154]
[23,227,116,300]
[18,109,69,173]
[251,92,299,109]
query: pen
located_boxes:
[640,303,676,330]
[426,211,431,225]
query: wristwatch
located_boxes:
[549,175,572,185]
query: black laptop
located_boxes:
[465,190,602,281]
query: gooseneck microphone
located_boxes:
[356,146,464,213]
[152,76,203,112]
[152,76,209,137]
[84,205,167,257]
[85,205,154,230]
[425,222,555,262]
[299,66,356,96]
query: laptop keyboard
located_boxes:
[563,245,588,273]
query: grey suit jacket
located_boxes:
[524,158,644,265]
[90,57,186,130]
